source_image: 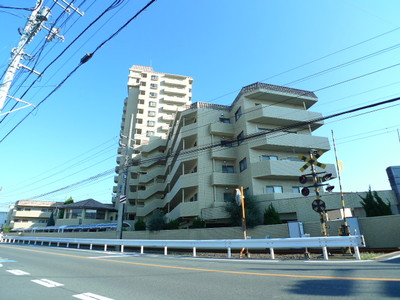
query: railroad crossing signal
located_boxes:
[299,151,326,172]
[312,199,326,213]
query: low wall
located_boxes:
[11,215,400,249]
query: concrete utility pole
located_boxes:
[116,114,135,239]
[0,0,83,114]
[0,0,47,113]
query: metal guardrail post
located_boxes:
[270,248,275,260]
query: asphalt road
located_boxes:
[0,243,399,300]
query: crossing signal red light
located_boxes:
[299,175,307,184]
[322,173,333,181]
[326,185,335,192]
[301,187,310,196]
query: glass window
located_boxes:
[140,91,145,95]
[292,186,301,193]
[71,209,82,219]
[150,83,158,89]
[261,155,278,161]
[141,73,147,78]
[137,118,143,124]
[150,92,157,98]
[222,165,235,173]
[237,131,244,145]
[223,192,232,202]
[146,131,155,137]
[149,101,157,107]
[147,121,155,127]
[239,158,247,172]
[235,107,242,121]
[265,186,283,194]
[148,111,156,117]
[141,82,146,86]
[85,209,96,219]
[219,117,230,123]
[151,75,158,80]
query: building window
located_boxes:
[189,193,198,202]
[137,109,143,114]
[141,73,147,78]
[235,107,242,121]
[150,92,157,98]
[292,186,301,193]
[237,131,244,145]
[223,192,232,202]
[147,121,155,127]
[140,82,146,86]
[222,165,235,173]
[261,155,278,161]
[265,186,283,194]
[219,117,230,123]
[151,75,158,80]
[148,111,156,117]
[139,99,144,104]
[135,139,141,145]
[136,118,142,124]
[150,83,158,89]
[146,131,155,137]
[149,101,157,107]
[239,158,247,172]
[70,209,82,219]
[140,91,145,95]
[135,129,142,134]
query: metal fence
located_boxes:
[1,235,365,260]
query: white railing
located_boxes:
[1,235,365,260]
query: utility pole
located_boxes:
[116,114,135,239]
[0,0,83,114]
[0,0,47,113]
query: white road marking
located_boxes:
[7,269,30,275]
[73,292,115,300]
[31,278,64,288]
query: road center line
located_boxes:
[3,245,399,282]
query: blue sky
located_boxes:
[1,0,400,211]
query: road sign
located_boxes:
[312,199,326,213]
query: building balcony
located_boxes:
[162,114,175,122]
[163,96,188,105]
[210,172,238,186]
[162,78,187,88]
[209,122,234,137]
[251,160,336,179]
[136,182,165,200]
[210,146,237,160]
[13,211,53,218]
[166,201,199,220]
[163,87,187,96]
[163,104,179,112]
[136,199,164,217]
[247,106,324,131]
[250,133,331,152]
[164,173,198,204]
[140,138,167,153]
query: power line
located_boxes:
[0,0,157,143]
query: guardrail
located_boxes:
[1,235,366,260]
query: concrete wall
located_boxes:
[14,215,400,249]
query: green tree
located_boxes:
[166,218,181,230]
[58,197,74,218]
[263,203,282,225]
[134,218,146,231]
[224,193,262,228]
[191,217,206,228]
[359,188,392,217]
[47,212,55,226]
[146,210,166,231]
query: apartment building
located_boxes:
[6,200,62,230]
[114,76,340,226]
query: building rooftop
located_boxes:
[61,199,116,211]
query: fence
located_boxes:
[2,235,365,260]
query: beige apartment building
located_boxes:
[6,200,62,229]
[113,70,347,226]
